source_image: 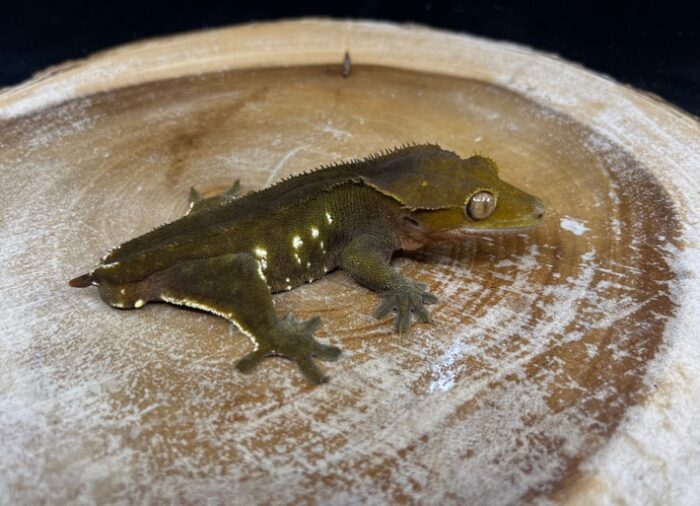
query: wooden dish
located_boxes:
[1,19,699,504]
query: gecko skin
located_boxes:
[69,144,544,384]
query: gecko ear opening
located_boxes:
[403,216,422,228]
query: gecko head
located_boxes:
[397,155,545,247]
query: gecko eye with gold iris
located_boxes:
[466,191,497,220]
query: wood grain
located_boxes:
[1,19,699,505]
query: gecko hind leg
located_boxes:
[151,252,341,384]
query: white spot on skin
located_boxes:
[254,247,268,269]
[325,212,333,225]
[294,253,302,265]
[256,261,267,281]
[285,277,291,283]
[120,289,126,295]
[311,227,319,238]
[306,261,311,268]
[292,235,303,249]
[560,216,590,236]
[286,285,292,291]
[134,299,145,309]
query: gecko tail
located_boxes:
[69,273,94,288]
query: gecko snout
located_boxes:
[533,199,546,220]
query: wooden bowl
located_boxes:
[1,19,699,504]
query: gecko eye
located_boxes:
[466,191,496,220]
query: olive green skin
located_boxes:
[70,145,544,384]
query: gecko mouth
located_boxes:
[464,223,543,234]
[431,222,543,241]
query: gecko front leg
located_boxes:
[340,235,438,334]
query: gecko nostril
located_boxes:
[534,201,545,219]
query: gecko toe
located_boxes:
[234,349,269,374]
[313,342,342,361]
[395,299,412,335]
[373,297,396,320]
[414,304,431,323]
[188,186,202,204]
[296,356,329,384]
[225,179,242,196]
[302,316,322,333]
[422,292,439,305]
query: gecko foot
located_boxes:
[235,314,341,384]
[374,281,438,335]
[189,179,241,205]
[186,180,243,216]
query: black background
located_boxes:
[2,0,699,116]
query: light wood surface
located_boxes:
[1,19,699,505]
